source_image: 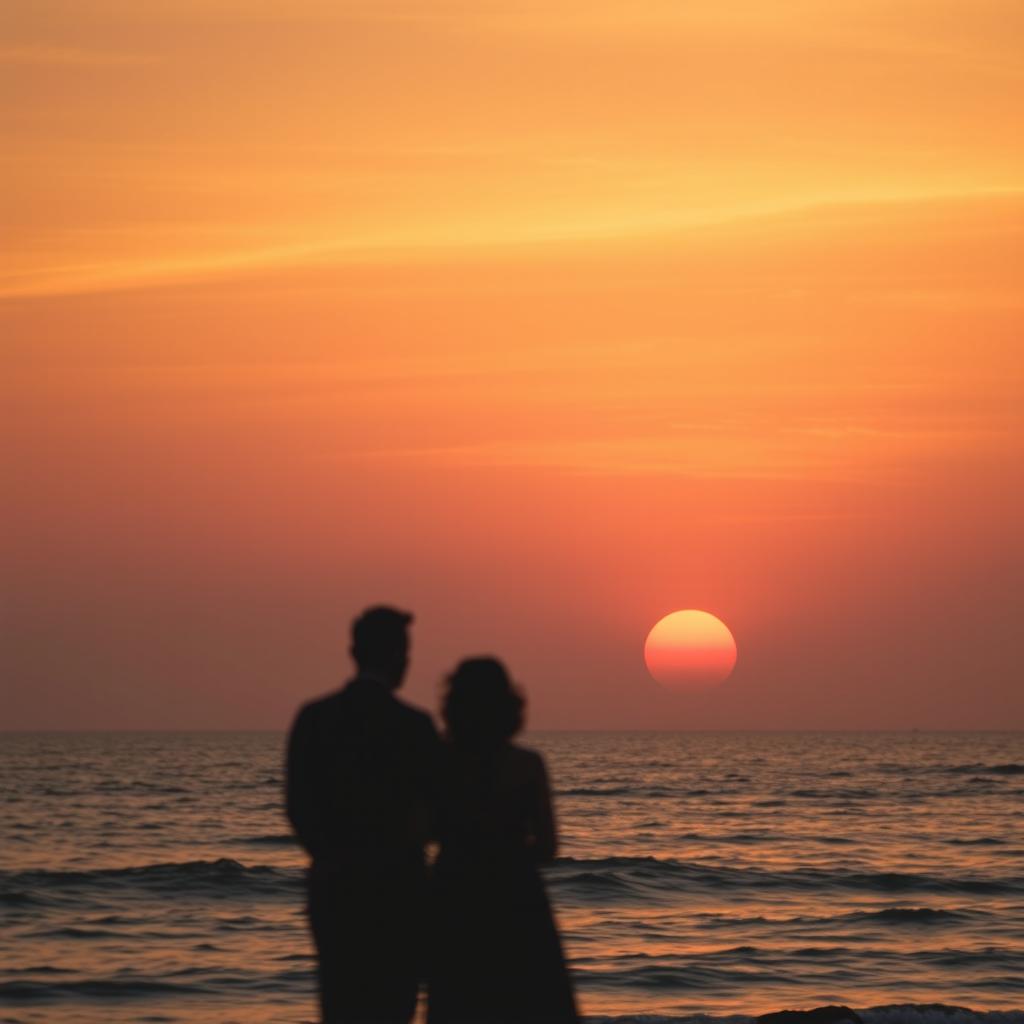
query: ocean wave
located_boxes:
[0,890,41,907]
[560,787,668,797]
[586,1010,1024,1024]
[95,781,191,793]
[33,925,124,939]
[587,1013,752,1024]
[4,853,1015,912]
[682,832,772,844]
[674,832,853,846]
[944,764,1024,776]
[845,907,965,925]
[558,786,722,799]
[0,966,315,1003]
[863,1008,1024,1024]
[0,859,301,905]
[0,977,201,1002]
[237,833,297,846]
[577,958,747,990]
[790,789,877,800]
[548,857,1021,899]
[688,907,978,931]
[574,944,1024,988]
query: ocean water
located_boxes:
[1,731,1022,1024]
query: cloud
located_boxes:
[3,188,1021,300]
[330,419,1005,484]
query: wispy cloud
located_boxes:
[332,420,1004,484]
[3,188,1021,300]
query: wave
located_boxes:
[686,907,980,932]
[0,977,202,1001]
[94,781,191,793]
[0,966,314,1003]
[33,925,123,939]
[574,946,1024,992]
[944,763,1024,776]
[4,853,1015,912]
[548,857,1022,899]
[790,788,878,799]
[680,832,772,844]
[559,786,728,799]
[845,907,965,925]
[560,787,636,797]
[237,833,298,846]
[863,1008,1024,1024]
[0,858,302,905]
[587,1010,1024,1024]
[673,831,854,846]
[560,787,675,798]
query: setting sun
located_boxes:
[644,610,738,691]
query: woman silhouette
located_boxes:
[428,657,579,1024]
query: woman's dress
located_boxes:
[428,743,579,1024]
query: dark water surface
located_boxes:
[1,731,1022,1023]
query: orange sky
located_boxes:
[3,1,1023,729]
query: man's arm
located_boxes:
[285,704,325,859]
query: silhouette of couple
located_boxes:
[286,607,579,1024]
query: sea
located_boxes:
[1,731,1022,1024]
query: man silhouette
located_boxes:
[286,607,439,1024]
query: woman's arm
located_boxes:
[528,751,558,863]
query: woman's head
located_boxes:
[442,657,525,747]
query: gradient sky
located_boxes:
[3,1,1022,730]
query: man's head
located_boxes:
[350,606,413,689]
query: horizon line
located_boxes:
[2,727,1020,735]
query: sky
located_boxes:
[3,0,1022,730]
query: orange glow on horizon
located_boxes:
[2,1,1022,731]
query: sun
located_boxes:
[644,610,737,692]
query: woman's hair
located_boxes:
[442,657,525,746]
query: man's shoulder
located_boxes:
[391,696,439,736]
[292,687,436,736]
[288,688,349,735]
[295,689,346,718]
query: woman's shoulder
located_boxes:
[505,742,548,777]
